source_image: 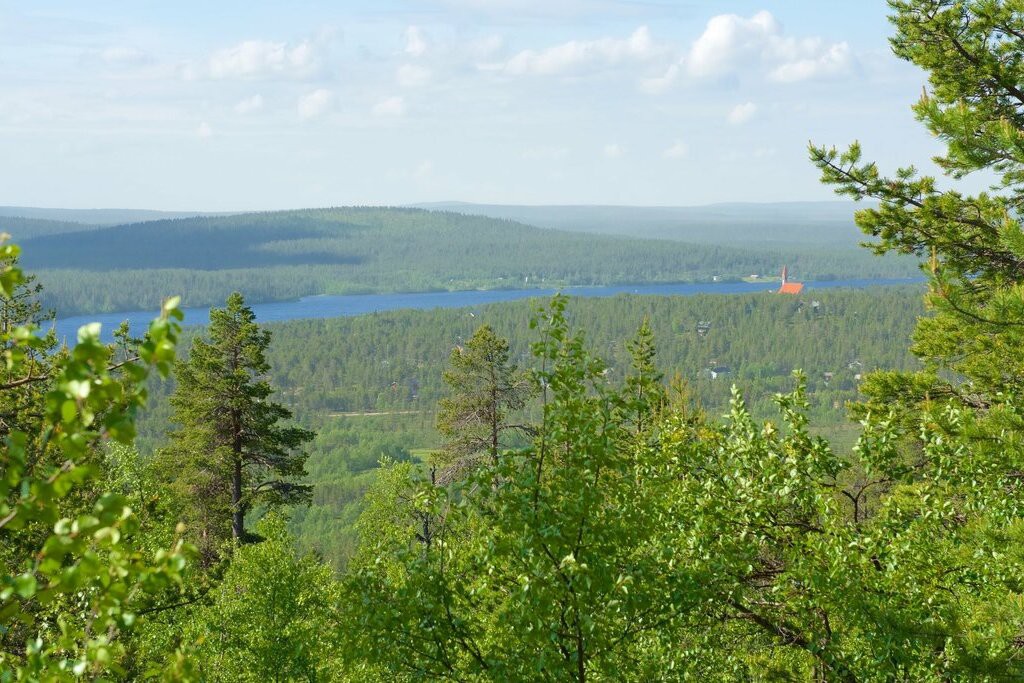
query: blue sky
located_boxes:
[0,1,946,210]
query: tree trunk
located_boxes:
[232,452,244,541]
[490,368,499,468]
[231,405,244,541]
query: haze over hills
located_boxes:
[0,205,232,226]
[413,200,877,246]
[13,205,918,317]
[1,201,874,244]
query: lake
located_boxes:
[53,278,922,342]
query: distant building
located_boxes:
[700,366,732,380]
[778,265,804,294]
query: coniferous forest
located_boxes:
[7,1,1024,681]
[15,207,918,317]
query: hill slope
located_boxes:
[18,206,919,316]
[0,215,100,241]
[414,201,876,246]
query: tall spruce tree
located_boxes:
[619,316,667,436]
[160,292,313,558]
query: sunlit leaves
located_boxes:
[0,242,193,679]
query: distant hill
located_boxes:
[0,206,232,226]
[0,215,100,241]
[13,206,919,316]
[412,201,877,246]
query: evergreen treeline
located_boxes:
[129,287,923,570]
[23,207,920,316]
[0,215,100,240]
[263,286,920,420]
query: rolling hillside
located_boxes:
[16,206,920,316]
[415,201,878,245]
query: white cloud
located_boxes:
[727,101,757,125]
[485,26,661,77]
[196,121,213,138]
[405,26,428,58]
[693,11,853,82]
[199,38,323,80]
[298,89,332,120]
[603,143,625,159]
[373,95,406,117]
[768,41,853,83]
[663,140,688,159]
[397,63,432,88]
[645,11,854,92]
[688,10,779,79]
[640,64,680,94]
[234,94,264,114]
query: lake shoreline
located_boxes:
[54,277,926,342]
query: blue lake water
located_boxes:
[53,278,922,342]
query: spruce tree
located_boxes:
[620,316,667,436]
[160,292,312,558]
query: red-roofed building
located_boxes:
[778,266,804,294]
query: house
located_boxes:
[700,365,732,380]
[778,265,804,294]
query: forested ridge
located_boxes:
[414,201,879,245]
[6,1,1024,680]
[130,286,923,570]
[22,207,919,316]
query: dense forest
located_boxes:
[6,1,1024,680]
[129,286,923,569]
[19,207,920,316]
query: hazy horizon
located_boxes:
[0,198,866,214]
[0,1,979,210]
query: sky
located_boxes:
[0,1,949,210]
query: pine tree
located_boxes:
[160,292,313,559]
[810,0,1024,412]
[436,324,531,471]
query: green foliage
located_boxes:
[343,297,696,680]
[0,238,193,679]
[182,514,342,682]
[345,300,1024,679]
[792,0,1024,676]
[810,0,1024,410]
[620,316,667,434]
[132,287,921,572]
